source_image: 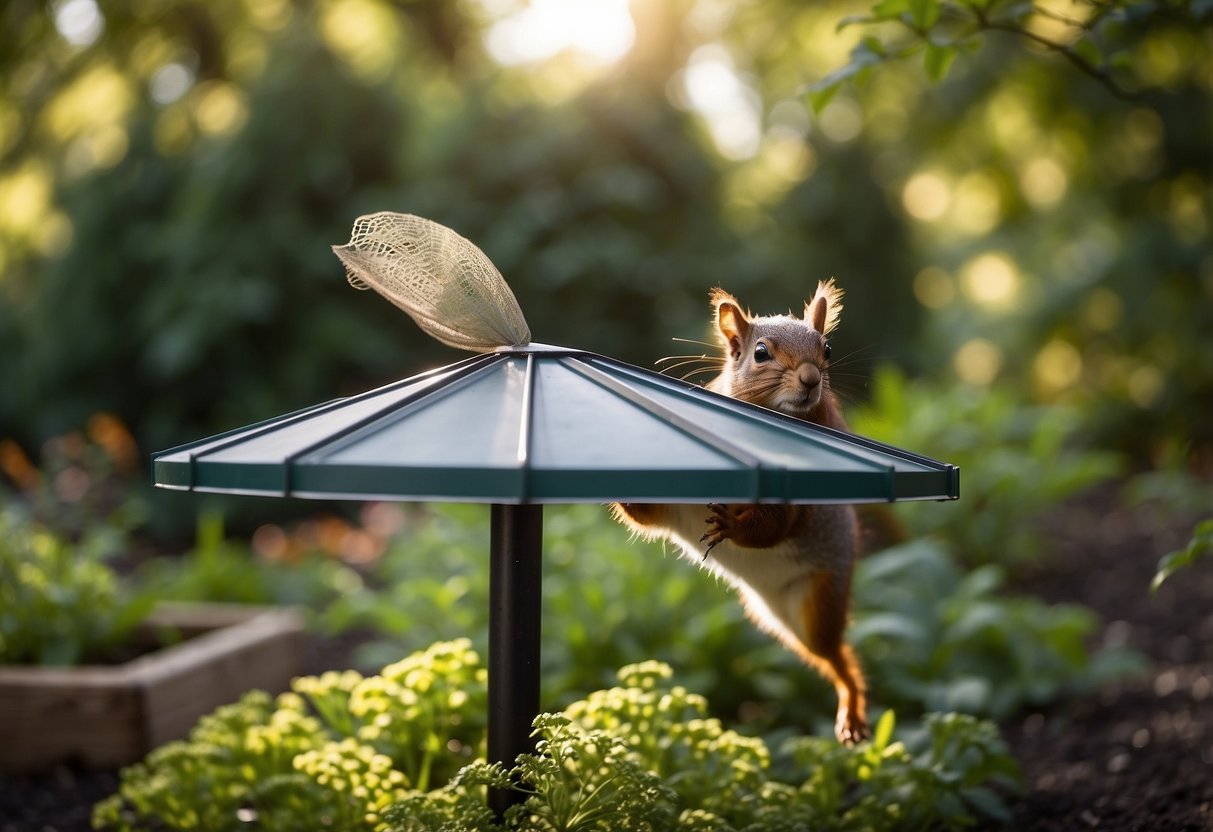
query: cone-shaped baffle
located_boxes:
[153,345,958,504]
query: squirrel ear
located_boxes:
[710,288,750,361]
[804,278,844,334]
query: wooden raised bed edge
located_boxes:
[0,602,306,773]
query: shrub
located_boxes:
[851,366,1122,564]
[96,641,1020,832]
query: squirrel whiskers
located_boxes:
[612,279,869,744]
[655,353,725,383]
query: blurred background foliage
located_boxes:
[0,0,1210,528]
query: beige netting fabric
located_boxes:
[332,212,531,352]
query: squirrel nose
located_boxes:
[797,363,821,389]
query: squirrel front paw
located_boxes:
[701,503,752,556]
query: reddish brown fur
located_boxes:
[614,281,868,743]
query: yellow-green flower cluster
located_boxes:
[96,640,1019,832]
[346,638,487,790]
[293,737,410,831]
[565,661,769,827]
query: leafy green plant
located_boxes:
[0,508,153,665]
[96,641,1020,832]
[853,540,1143,718]
[851,366,1122,564]
[1123,462,1213,520]
[327,503,1135,730]
[1152,518,1213,592]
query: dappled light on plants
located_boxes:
[0,2,1209,827]
[912,265,955,309]
[1080,286,1124,333]
[677,44,763,160]
[52,0,104,47]
[1018,155,1068,208]
[1126,361,1165,410]
[1033,338,1084,397]
[815,96,864,144]
[1110,107,1164,180]
[948,171,1003,236]
[189,81,249,137]
[2,0,1207,459]
[901,169,951,222]
[953,337,1003,386]
[45,64,134,145]
[0,162,56,246]
[320,0,405,82]
[959,251,1020,310]
[482,0,636,67]
[148,62,192,105]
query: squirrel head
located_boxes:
[708,279,844,421]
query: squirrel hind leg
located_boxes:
[797,571,869,745]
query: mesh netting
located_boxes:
[332,212,531,352]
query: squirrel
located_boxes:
[611,279,869,744]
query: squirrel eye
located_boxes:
[823,341,832,361]
[753,342,770,363]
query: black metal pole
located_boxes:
[488,502,544,817]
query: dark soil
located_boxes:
[1000,487,1213,831]
[2,487,1211,832]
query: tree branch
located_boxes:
[979,19,1140,100]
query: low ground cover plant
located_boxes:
[95,640,1019,832]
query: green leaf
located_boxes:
[962,785,1013,822]
[907,0,941,28]
[873,0,911,16]
[872,709,896,751]
[1152,519,1213,592]
[806,80,842,115]
[805,34,889,112]
[850,611,930,643]
[860,35,887,57]
[836,14,877,31]
[924,42,957,80]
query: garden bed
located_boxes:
[0,603,305,775]
[1,489,1209,831]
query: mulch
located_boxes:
[2,486,1210,832]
